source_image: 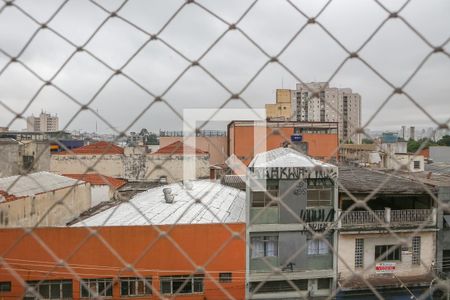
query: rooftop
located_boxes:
[0,172,83,202]
[153,141,208,155]
[63,174,127,189]
[338,166,435,194]
[72,180,245,226]
[249,147,335,169]
[56,141,124,155]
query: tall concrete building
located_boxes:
[265,89,294,121]
[293,82,362,143]
[26,111,59,132]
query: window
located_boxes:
[443,250,450,273]
[0,282,11,292]
[250,280,307,294]
[80,278,113,298]
[307,239,329,255]
[375,245,401,261]
[251,236,278,258]
[412,236,421,265]
[219,273,232,283]
[413,160,421,169]
[120,277,151,297]
[317,278,330,290]
[252,181,278,207]
[160,275,204,294]
[306,179,333,207]
[355,239,364,268]
[25,280,72,300]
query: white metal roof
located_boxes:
[72,180,246,226]
[249,147,335,169]
[0,172,82,202]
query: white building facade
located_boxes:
[26,112,59,132]
[293,82,362,144]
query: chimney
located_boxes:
[163,188,174,203]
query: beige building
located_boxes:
[293,82,362,143]
[51,141,210,183]
[0,172,91,227]
[0,139,51,177]
[26,111,59,132]
[265,89,294,120]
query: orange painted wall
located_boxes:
[229,125,339,166]
[0,224,245,300]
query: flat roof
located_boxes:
[228,120,338,129]
[72,180,245,226]
[0,172,83,202]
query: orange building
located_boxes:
[227,121,339,166]
[0,181,246,300]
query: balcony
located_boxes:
[340,208,436,229]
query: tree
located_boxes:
[362,138,374,144]
[437,135,450,146]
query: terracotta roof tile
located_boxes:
[64,174,127,189]
[56,141,124,155]
[153,141,208,155]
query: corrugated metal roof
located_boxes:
[0,172,83,202]
[72,180,245,226]
[249,147,335,169]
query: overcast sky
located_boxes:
[0,0,449,134]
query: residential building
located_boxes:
[293,82,362,143]
[265,89,294,121]
[0,138,50,177]
[160,130,228,166]
[337,167,437,298]
[228,120,339,167]
[0,172,91,227]
[51,141,210,183]
[246,147,338,299]
[26,111,59,132]
[0,180,246,299]
[63,174,126,207]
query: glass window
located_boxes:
[317,278,330,290]
[251,236,278,258]
[375,245,401,261]
[412,236,421,265]
[307,239,329,255]
[25,280,72,300]
[355,239,364,268]
[251,181,278,207]
[160,275,204,295]
[0,282,11,292]
[80,278,113,298]
[119,277,151,297]
[219,273,232,283]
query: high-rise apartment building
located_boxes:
[292,82,362,143]
[265,89,295,120]
[26,112,59,132]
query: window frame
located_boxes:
[219,273,232,283]
[412,236,421,265]
[355,238,364,269]
[375,245,401,262]
[307,238,329,256]
[0,281,11,293]
[306,179,333,208]
[251,235,279,258]
[24,280,72,300]
[119,277,152,297]
[160,274,204,295]
[251,181,279,207]
[80,278,113,298]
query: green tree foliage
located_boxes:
[437,135,450,146]
[362,138,374,144]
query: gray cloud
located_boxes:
[0,0,449,133]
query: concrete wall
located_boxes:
[146,154,210,183]
[0,183,91,227]
[338,231,435,280]
[0,140,50,177]
[389,154,425,172]
[51,154,124,178]
[91,185,111,207]
[159,136,227,166]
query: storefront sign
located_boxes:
[375,262,396,273]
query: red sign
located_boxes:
[375,262,396,273]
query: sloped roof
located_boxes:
[249,147,335,169]
[338,166,435,194]
[63,174,126,189]
[72,180,245,226]
[153,141,208,155]
[0,172,83,203]
[56,141,124,155]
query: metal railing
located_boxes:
[341,208,435,227]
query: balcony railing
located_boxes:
[340,208,436,228]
